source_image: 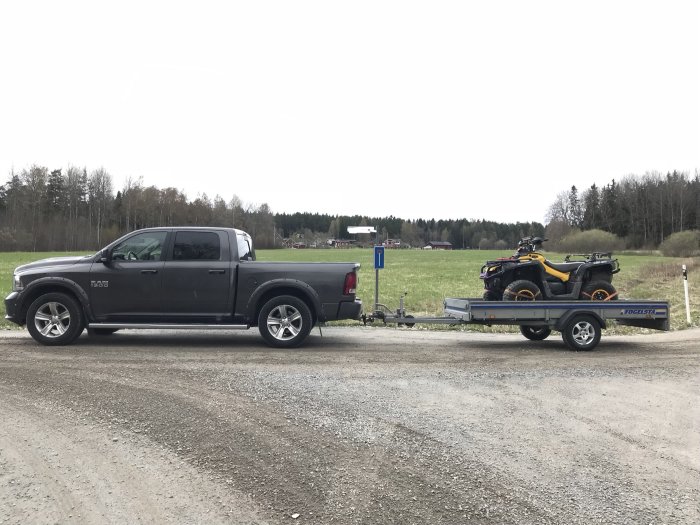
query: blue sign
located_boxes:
[374,246,385,269]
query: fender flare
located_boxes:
[17,277,92,321]
[246,279,323,322]
[555,309,607,332]
[510,261,542,285]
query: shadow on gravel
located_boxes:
[464,338,647,352]
[40,330,370,354]
[12,329,651,358]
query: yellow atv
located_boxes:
[480,237,620,301]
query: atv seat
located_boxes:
[545,261,584,273]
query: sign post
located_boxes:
[374,246,385,314]
[683,265,691,325]
[347,226,381,315]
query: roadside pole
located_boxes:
[374,245,385,315]
[682,265,691,325]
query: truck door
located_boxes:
[89,230,168,320]
[161,230,231,318]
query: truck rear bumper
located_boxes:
[323,299,363,321]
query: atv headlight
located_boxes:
[13,273,23,291]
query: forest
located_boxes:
[546,170,699,248]
[0,165,697,252]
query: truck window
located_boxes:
[173,231,221,261]
[237,233,254,261]
[112,231,167,261]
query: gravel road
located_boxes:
[1,326,698,524]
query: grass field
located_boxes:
[1,249,697,332]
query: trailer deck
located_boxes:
[364,298,670,351]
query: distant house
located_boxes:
[328,239,356,248]
[292,242,307,249]
[424,241,453,250]
[382,238,401,249]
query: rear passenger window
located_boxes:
[173,232,221,261]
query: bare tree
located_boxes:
[87,168,113,247]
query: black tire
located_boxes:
[258,295,313,348]
[483,290,500,301]
[88,328,119,336]
[26,292,84,346]
[561,315,601,351]
[520,325,552,341]
[580,281,618,301]
[503,280,542,301]
[404,315,415,328]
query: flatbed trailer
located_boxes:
[364,298,670,351]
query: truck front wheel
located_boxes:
[258,295,313,348]
[26,292,84,346]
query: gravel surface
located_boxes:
[1,326,698,524]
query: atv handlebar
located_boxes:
[515,236,548,255]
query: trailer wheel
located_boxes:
[258,295,313,348]
[404,315,415,328]
[520,325,552,341]
[562,315,601,351]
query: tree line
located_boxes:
[546,170,699,249]
[5,165,695,253]
[0,164,544,251]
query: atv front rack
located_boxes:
[565,252,614,262]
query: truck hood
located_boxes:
[16,255,93,274]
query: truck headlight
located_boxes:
[13,274,23,291]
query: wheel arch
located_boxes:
[580,262,616,282]
[16,278,90,325]
[507,262,543,288]
[247,281,321,327]
[555,310,606,332]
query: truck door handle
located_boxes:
[141,269,158,274]
[209,269,226,274]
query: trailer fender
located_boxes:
[555,310,606,332]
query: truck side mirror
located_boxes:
[100,248,112,264]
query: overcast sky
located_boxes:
[1,1,697,225]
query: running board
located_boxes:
[88,323,250,330]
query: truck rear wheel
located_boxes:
[258,295,313,348]
[26,292,84,346]
[562,314,601,351]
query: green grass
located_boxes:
[1,249,698,331]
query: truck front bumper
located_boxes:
[4,291,23,326]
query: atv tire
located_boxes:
[483,290,500,301]
[580,281,618,301]
[503,280,542,301]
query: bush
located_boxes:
[558,229,625,254]
[659,230,700,257]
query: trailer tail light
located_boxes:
[343,271,357,295]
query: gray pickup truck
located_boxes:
[4,227,362,348]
